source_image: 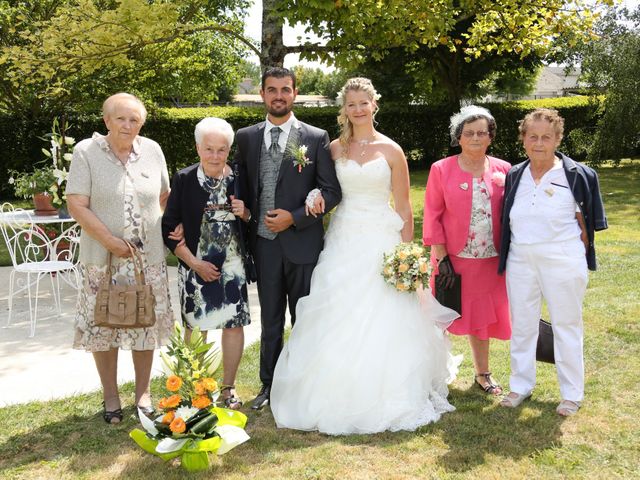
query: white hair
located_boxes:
[194,117,234,146]
[102,93,147,123]
[449,105,496,147]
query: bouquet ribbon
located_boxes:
[130,407,250,472]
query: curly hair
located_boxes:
[519,108,565,142]
[336,77,380,154]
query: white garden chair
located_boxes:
[0,202,80,337]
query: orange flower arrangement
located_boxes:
[166,375,183,392]
[170,417,186,434]
[161,394,181,409]
[202,377,218,392]
[194,381,207,395]
[192,395,212,409]
[162,410,176,425]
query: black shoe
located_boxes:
[251,384,271,410]
[102,401,123,424]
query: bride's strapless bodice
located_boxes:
[336,157,392,208]
[331,156,404,234]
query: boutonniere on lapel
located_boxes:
[288,144,312,173]
[459,182,469,191]
[491,171,506,187]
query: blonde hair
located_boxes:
[519,108,565,142]
[337,77,380,154]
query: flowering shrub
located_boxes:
[8,118,74,206]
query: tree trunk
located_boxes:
[261,0,287,69]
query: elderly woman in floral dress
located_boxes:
[423,105,512,395]
[67,93,174,424]
[162,117,251,410]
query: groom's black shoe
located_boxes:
[251,384,271,410]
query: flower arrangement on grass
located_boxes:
[130,326,249,472]
[381,242,431,292]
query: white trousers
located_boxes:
[506,238,588,402]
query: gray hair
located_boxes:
[449,105,497,147]
[194,117,234,146]
[102,93,147,123]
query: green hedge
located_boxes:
[0,96,598,198]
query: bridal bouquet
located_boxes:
[130,326,249,472]
[382,242,431,292]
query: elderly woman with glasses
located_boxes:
[423,105,512,395]
[162,117,252,410]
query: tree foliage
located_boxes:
[556,6,640,163]
[0,0,254,116]
[268,0,611,106]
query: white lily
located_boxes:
[175,405,199,421]
[63,153,73,161]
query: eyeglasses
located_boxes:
[461,130,490,138]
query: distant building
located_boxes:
[486,66,583,102]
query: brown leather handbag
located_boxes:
[94,242,156,329]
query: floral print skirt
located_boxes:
[73,259,174,352]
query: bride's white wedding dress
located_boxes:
[270,156,460,435]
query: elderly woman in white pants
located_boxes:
[497,108,607,416]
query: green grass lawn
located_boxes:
[1,162,639,479]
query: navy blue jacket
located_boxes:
[498,152,608,272]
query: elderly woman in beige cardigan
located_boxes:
[67,93,174,424]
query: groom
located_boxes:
[234,67,341,409]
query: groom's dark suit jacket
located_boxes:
[233,120,341,264]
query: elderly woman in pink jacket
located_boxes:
[423,106,511,395]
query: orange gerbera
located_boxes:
[157,397,167,409]
[162,410,175,424]
[169,417,186,433]
[194,381,207,395]
[164,394,181,409]
[166,375,183,392]
[192,395,212,409]
[202,377,218,392]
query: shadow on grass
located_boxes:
[431,387,566,473]
[0,402,144,473]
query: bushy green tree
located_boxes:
[0,0,253,116]
[557,6,640,163]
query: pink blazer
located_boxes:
[423,155,511,256]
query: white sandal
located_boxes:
[500,392,531,408]
[556,400,580,416]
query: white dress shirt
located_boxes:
[264,114,298,153]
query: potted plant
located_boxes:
[8,168,59,215]
[8,118,75,216]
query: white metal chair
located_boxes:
[0,202,79,337]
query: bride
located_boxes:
[270,78,459,435]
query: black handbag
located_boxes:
[233,162,258,284]
[536,318,555,364]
